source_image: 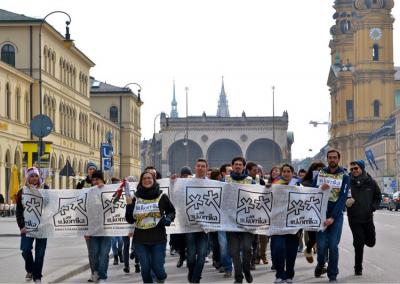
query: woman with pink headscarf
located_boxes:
[15,167,49,282]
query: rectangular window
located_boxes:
[346,100,354,121]
[395,90,400,108]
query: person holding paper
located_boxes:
[225,156,255,284]
[314,149,350,282]
[125,171,175,283]
[16,167,49,283]
[271,164,300,284]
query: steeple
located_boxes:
[170,80,178,118]
[216,76,230,117]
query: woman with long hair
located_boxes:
[125,171,175,283]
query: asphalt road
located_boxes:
[66,210,400,283]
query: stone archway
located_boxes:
[206,139,243,168]
[168,139,203,175]
[245,138,282,171]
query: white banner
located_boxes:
[23,178,329,238]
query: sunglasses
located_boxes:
[350,167,360,171]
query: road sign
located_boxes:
[101,143,113,171]
[30,115,53,138]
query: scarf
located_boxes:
[230,170,249,181]
[136,182,162,200]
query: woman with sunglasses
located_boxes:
[346,160,381,276]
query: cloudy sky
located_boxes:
[3,0,400,160]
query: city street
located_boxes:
[1,210,399,283]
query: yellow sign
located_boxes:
[0,122,8,131]
[22,141,52,168]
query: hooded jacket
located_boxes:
[347,171,381,223]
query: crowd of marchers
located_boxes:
[14,149,382,283]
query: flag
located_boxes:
[9,165,20,203]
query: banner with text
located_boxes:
[23,178,329,238]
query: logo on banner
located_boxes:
[23,194,43,231]
[53,194,88,227]
[236,189,272,226]
[186,186,222,223]
[286,192,323,227]
[101,191,128,226]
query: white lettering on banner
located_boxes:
[23,179,330,238]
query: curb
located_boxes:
[47,263,90,283]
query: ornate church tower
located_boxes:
[170,80,178,118]
[328,0,395,166]
[217,77,230,117]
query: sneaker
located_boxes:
[25,273,33,281]
[135,264,141,273]
[286,279,293,283]
[274,278,284,283]
[314,265,327,278]
[177,258,185,268]
[244,272,253,283]
[304,250,314,264]
[223,271,232,278]
[123,266,130,273]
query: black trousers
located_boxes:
[305,231,316,254]
[227,232,254,282]
[170,234,186,260]
[348,220,376,272]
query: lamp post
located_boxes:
[39,11,73,116]
[272,85,276,167]
[185,86,189,166]
[121,82,142,177]
[152,112,169,168]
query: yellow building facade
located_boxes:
[328,0,400,167]
[0,9,141,202]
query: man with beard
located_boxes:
[346,160,381,276]
[314,149,350,282]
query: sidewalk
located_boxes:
[0,217,89,283]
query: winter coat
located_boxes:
[347,172,381,223]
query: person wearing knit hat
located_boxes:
[16,166,49,282]
[180,166,192,178]
[346,160,381,276]
[76,162,98,189]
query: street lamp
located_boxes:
[39,11,73,116]
[185,86,189,166]
[152,112,169,168]
[123,82,142,102]
[272,85,276,167]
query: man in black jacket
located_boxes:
[346,160,381,276]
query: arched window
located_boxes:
[373,100,380,117]
[373,44,379,61]
[110,106,118,123]
[1,44,15,66]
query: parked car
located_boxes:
[388,191,400,211]
[380,193,392,209]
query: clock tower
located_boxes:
[328,0,396,166]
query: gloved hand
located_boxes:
[161,216,172,226]
[346,198,355,208]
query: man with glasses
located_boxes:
[346,160,381,276]
[314,149,350,282]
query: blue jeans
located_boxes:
[123,236,139,266]
[317,214,344,280]
[271,234,299,280]
[111,236,123,256]
[20,235,47,281]
[134,242,167,283]
[186,232,208,282]
[89,236,112,280]
[218,231,232,272]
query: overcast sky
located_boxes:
[4,0,400,160]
